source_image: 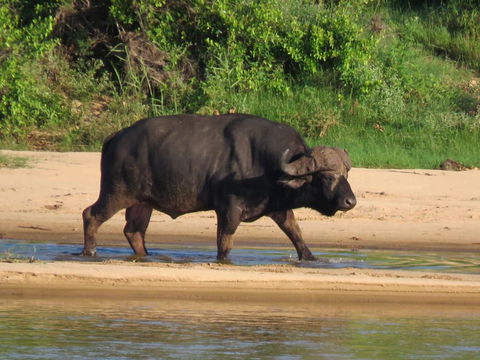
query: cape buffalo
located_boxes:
[82,114,356,260]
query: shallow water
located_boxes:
[1,239,480,274]
[1,298,479,360]
[2,239,480,359]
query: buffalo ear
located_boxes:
[340,148,352,171]
[277,175,312,189]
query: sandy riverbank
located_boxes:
[2,261,480,307]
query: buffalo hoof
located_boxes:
[82,249,97,256]
[216,256,233,265]
[217,260,233,265]
[300,253,316,261]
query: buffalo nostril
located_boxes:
[345,197,357,209]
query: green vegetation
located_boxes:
[0,250,37,263]
[0,0,479,168]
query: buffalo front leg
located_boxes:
[124,203,153,256]
[269,210,316,261]
[215,201,242,261]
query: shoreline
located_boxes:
[2,261,480,306]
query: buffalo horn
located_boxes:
[280,149,317,176]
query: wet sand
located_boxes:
[0,150,480,304]
[2,261,480,306]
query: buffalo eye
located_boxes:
[323,174,335,184]
[321,174,337,190]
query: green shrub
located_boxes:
[110,0,377,94]
[0,1,61,136]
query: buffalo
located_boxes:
[82,114,356,260]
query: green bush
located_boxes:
[0,1,60,136]
[110,0,377,93]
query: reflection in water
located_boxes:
[1,239,480,273]
[0,299,479,359]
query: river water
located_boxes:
[1,298,479,359]
[1,239,480,359]
[1,239,480,273]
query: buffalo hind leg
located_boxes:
[215,200,242,261]
[124,203,153,256]
[269,210,316,261]
[82,196,129,256]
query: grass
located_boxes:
[212,80,342,138]
[393,2,480,73]
[0,153,29,168]
[317,125,480,169]
[0,250,37,263]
